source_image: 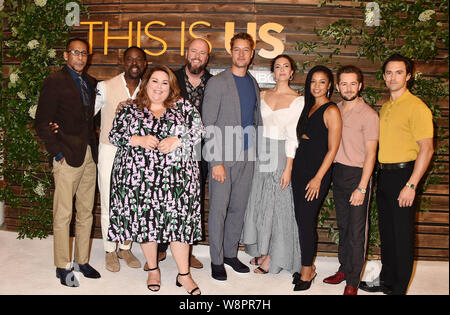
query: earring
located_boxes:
[289,74,293,81]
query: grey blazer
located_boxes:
[202,68,262,167]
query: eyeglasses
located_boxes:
[67,49,89,57]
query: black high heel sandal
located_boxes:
[292,272,301,284]
[176,272,201,295]
[250,257,261,266]
[147,266,161,292]
[293,273,317,291]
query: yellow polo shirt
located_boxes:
[378,90,433,163]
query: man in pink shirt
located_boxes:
[322,65,379,295]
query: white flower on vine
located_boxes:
[29,105,38,119]
[27,39,40,50]
[418,9,435,22]
[48,49,56,58]
[10,72,19,84]
[33,183,46,197]
[17,91,27,100]
[34,0,47,7]
[414,72,423,80]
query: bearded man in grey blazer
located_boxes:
[202,32,262,281]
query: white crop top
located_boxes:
[260,96,305,158]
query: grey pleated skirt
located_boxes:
[241,138,301,274]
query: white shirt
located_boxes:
[260,96,304,158]
[94,72,141,116]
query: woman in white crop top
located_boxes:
[241,55,304,274]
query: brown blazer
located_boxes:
[35,66,98,167]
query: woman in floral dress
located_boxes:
[108,65,204,295]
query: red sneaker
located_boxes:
[323,271,346,284]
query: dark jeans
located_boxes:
[332,163,371,287]
[377,165,415,295]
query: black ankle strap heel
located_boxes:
[176,272,201,295]
[147,266,160,292]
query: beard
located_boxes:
[340,93,358,101]
[187,60,206,75]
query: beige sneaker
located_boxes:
[105,251,120,272]
[118,249,141,268]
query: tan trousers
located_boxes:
[98,142,131,252]
[52,146,96,269]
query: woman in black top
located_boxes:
[291,65,342,291]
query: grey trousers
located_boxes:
[208,160,254,265]
[332,163,371,287]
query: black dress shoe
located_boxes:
[224,257,250,273]
[74,262,101,279]
[211,263,227,281]
[56,268,79,287]
[359,281,392,294]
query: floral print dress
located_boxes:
[107,99,204,244]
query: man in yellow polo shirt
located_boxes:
[360,54,434,295]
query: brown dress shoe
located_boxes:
[344,285,358,295]
[105,251,120,272]
[323,271,346,284]
[190,254,203,269]
[118,249,141,268]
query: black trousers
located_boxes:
[377,165,415,295]
[158,159,208,253]
[292,169,332,267]
[332,163,371,287]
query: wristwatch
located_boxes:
[405,182,416,190]
[357,187,366,194]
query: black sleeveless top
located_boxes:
[294,102,335,176]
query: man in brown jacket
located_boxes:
[35,38,100,287]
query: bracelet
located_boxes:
[356,187,366,194]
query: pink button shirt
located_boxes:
[334,98,379,168]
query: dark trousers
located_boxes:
[377,165,415,295]
[332,163,371,287]
[158,159,208,253]
[292,169,332,267]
